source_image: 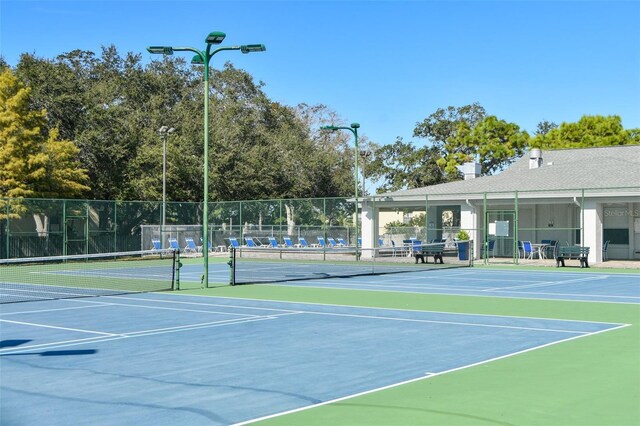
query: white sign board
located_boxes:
[496,221,510,237]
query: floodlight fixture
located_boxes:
[205,32,226,45]
[241,44,267,54]
[147,46,174,55]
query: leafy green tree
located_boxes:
[531,115,639,148]
[0,68,88,199]
[441,116,529,176]
[413,103,487,146]
[413,103,529,179]
[0,68,88,229]
[535,120,558,136]
[16,52,89,141]
[367,138,446,193]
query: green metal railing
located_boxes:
[2,186,637,261]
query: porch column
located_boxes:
[461,201,479,259]
[582,200,603,264]
[361,201,375,258]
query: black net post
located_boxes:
[172,249,181,290]
[228,247,236,286]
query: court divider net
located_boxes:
[0,249,179,304]
[229,241,473,285]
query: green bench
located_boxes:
[415,243,445,264]
[556,246,590,268]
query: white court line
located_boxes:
[0,335,123,354]
[490,288,640,300]
[0,304,111,316]
[0,318,122,337]
[122,314,299,337]
[483,275,609,291]
[299,311,589,334]
[264,281,640,305]
[232,323,631,426]
[0,314,298,355]
[98,294,618,333]
[160,293,628,325]
[70,299,272,317]
[270,279,487,292]
[91,294,306,314]
[389,274,542,283]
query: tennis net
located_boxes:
[0,249,178,304]
[229,242,473,285]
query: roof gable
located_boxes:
[381,145,640,197]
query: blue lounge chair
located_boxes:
[245,237,261,248]
[168,237,180,251]
[327,237,339,248]
[298,237,310,248]
[268,237,279,248]
[228,237,242,249]
[151,239,162,250]
[283,236,295,248]
[184,237,199,253]
[337,238,348,247]
[317,237,327,248]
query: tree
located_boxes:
[531,115,639,148]
[441,116,529,176]
[0,68,89,229]
[535,120,558,136]
[413,103,529,179]
[367,138,446,193]
[413,103,487,146]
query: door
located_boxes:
[484,210,518,264]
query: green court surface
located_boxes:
[179,271,640,426]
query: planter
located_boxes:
[457,241,469,261]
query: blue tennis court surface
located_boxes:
[182,264,640,304]
[0,293,627,425]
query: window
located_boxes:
[603,229,629,245]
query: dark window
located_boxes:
[603,228,629,245]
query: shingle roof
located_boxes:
[381,145,640,197]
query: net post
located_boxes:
[172,249,182,290]
[228,247,236,286]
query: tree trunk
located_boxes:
[33,213,49,237]
[285,204,295,236]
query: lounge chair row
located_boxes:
[228,236,352,249]
[151,237,214,254]
[152,236,394,253]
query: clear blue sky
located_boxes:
[2,0,639,146]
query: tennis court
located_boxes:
[1,253,639,425]
[0,292,627,425]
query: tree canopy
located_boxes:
[0,68,88,200]
[531,115,639,149]
[6,48,356,203]
[2,46,639,203]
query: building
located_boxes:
[362,145,640,263]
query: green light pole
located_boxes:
[148,32,265,288]
[321,123,360,259]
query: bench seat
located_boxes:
[415,243,445,264]
[556,246,590,268]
